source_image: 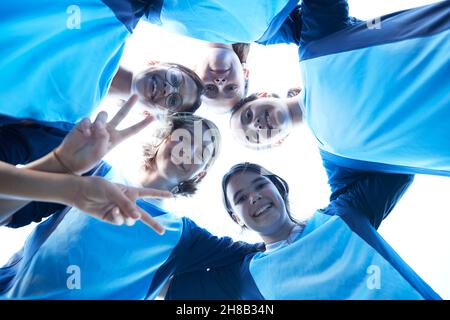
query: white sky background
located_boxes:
[1,0,449,299]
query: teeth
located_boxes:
[254,204,271,217]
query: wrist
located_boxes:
[53,148,82,176]
[56,174,84,207]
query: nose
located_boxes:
[249,193,262,205]
[164,81,179,96]
[213,77,227,86]
[252,116,265,130]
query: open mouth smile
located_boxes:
[146,76,160,101]
[252,203,273,218]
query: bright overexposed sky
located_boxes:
[1,0,448,299]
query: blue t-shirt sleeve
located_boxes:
[322,158,414,229]
[259,1,357,46]
[300,0,352,43]
[257,5,302,45]
[171,218,263,275]
[5,202,65,229]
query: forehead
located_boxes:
[230,97,273,122]
[227,171,271,193]
[146,64,170,73]
[164,123,217,153]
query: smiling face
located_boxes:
[196,46,247,113]
[153,122,217,189]
[230,97,292,147]
[226,171,290,236]
[133,64,199,113]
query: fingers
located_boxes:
[102,207,125,225]
[118,114,154,141]
[125,217,137,226]
[93,111,108,129]
[102,207,138,226]
[77,118,92,137]
[134,187,173,199]
[108,94,138,129]
[92,111,109,142]
[137,206,165,235]
[109,185,142,220]
[102,186,165,234]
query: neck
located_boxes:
[207,42,233,50]
[137,164,172,191]
[286,96,303,126]
[262,220,297,245]
[109,66,133,97]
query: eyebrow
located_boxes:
[232,176,266,204]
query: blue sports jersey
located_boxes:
[0,0,134,129]
[155,0,299,44]
[0,0,298,129]
[0,163,260,299]
[165,160,441,300]
[259,0,450,177]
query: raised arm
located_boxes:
[322,156,414,229]
[0,96,170,233]
[259,0,353,46]
[301,0,351,43]
[145,217,262,298]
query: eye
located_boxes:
[236,194,248,204]
[241,107,253,125]
[255,182,267,191]
[226,84,238,92]
[167,68,183,87]
[166,94,182,109]
[204,84,218,98]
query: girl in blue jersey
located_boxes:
[165,162,441,300]
[0,113,259,300]
[230,0,450,177]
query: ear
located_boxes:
[242,65,250,79]
[257,92,271,98]
[147,60,161,66]
[231,213,245,227]
[273,137,287,147]
[195,170,207,183]
[143,110,152,117]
